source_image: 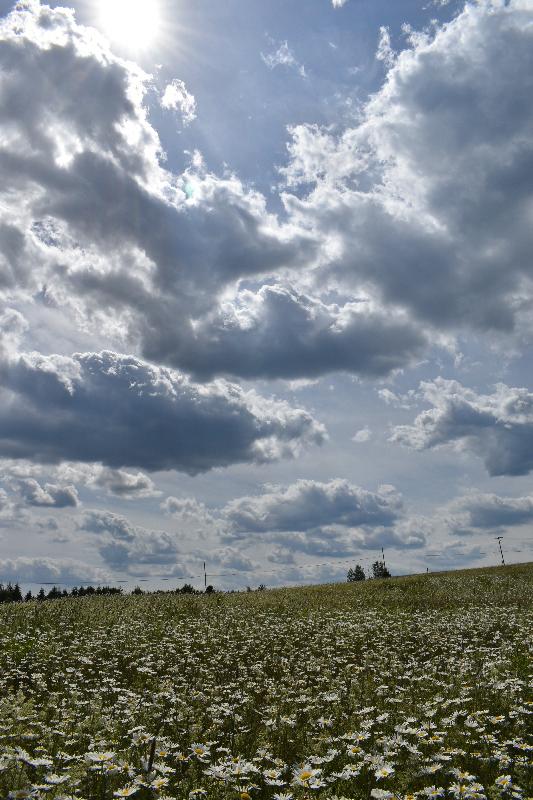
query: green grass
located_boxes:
[0,564,531,800]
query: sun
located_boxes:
[97,0,161,52]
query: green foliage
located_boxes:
[347,564,366,581]
[372,560,391,579]
[0,564,531,800]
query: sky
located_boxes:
[0,0,532,592]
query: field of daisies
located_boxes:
[0,564,531,800]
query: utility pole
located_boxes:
[495,537,505,566]
[203,561,207,589]
[381,547,386,569]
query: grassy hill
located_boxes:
[0,563,531,799]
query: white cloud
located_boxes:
[282,1,533,342]
[18,478,79,508]
[375,26,395,67]
[261,40,306,77]
[391,378,533,476]
[160,78,196,124]
[0,557,108,585]
[94,468,161,498]
[352,426,372,443]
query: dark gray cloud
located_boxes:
[0,348,325,473]
[224,479,403,534]
[445,491,533,534]
[154,285,427,381]
[0,3,326,368]
[18,478,79,508]
[391,378,533,476]
[0,2,429,383]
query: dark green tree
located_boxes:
[347,565,366,582]
[372,560,391,579]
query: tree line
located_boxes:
[347,561,391,581]
[0,582,216,604]
[0,567,390,605]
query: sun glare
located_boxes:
[98,0,161,52]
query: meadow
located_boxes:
[0,564,531,800]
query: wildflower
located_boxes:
[190,743,210,761]
[291,765,324,789]
[45,773,70,784]
[495,777,513,790]
[419,787,445,798]
[150,776,169,790]
[114,788,139,798]
[375,764,395,780]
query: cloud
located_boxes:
[282,1,533,340]
[391,378,533,476]
[0,348,325,474]
[0,557,108,585]
[445,490,533,534]
[161,495,216,526]
[160,78,196,124]
[261,40,306,77]
[375,26,395,67]
[81,509,179,569]
[352,426,372,443]
[164,284,427,380]
[377,388,417,409]
[18,478,79,508]
[331,0,349,7]
[224,479,403,534]
[0,2,318,372]
[94,468,160,498]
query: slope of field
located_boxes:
[0,564,531,800]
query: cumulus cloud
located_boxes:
[160,78,196,124]
[224,479,403,534]
[444,490,533,536]
[282,1,533,339]
[391,378,533,476]
[0,2,321,375]
[0,557,107,585]
[0,348,325,473]
[161,496,216,527]
[166,285,427,380]
[18,478,79,508]
[81,509,179,569]
[352,426,372,443]
[94,468,160,498]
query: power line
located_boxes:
[2,543,531,588]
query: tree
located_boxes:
[372,560,391,579]
[347,565,366,582]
